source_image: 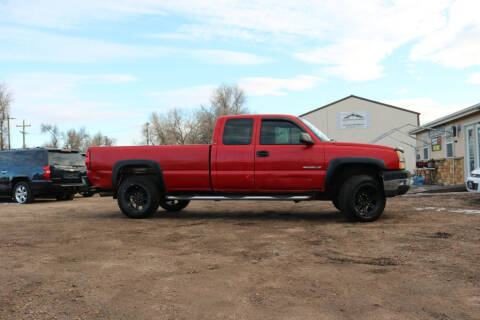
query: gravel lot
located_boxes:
[1,193,479,319]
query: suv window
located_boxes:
[12,150,47,167]
[223,118,254,145]
[0,152,10,167]
[48,152,85,167]
[260,120,304,145]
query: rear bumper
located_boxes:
[383,170,410,197]
[30,180,88,196]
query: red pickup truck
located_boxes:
[86,114,409,222]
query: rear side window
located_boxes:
[48,152,85,167]
[222,118,254,145]
[12,150,47,167]
[260,120,304,145]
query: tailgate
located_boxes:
[48,150,86,184]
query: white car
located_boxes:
[466,168,480,193]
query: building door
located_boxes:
[466,125,477,176]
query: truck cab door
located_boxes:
[254,118,325,191]
[211,117,256,192]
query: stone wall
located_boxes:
[433,157,464,185]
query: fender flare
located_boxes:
[112,159,165,196]
[324,157,386,192]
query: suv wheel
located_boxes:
[117,176,160,219]
[338,175,385,222]
[13,181,34,204]
[159,199,190,212]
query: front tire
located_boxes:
[117,177,160,219]
[338,175,385,222]
[13,181,34,204]
[159,199,190,212]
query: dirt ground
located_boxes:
[0,193,479,320]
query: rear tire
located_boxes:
[332,196,341,211]
[338,175,385,222]
[159,199,190,212]
[117,176,160,219]
[13,181,34,204]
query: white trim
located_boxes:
[410,102,480,134]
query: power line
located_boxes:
[16,120,31,149]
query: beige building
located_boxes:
[410,102,480,185]
[300,95,420,171]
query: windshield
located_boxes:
[48,152,85,167]
[300,118,330,142]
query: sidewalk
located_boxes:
[408,184,467,194]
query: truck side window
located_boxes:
[260,120,304,145]
[223,118,254,145]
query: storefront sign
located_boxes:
[431,136,442,151]
[337,111,370,129]
[429,127,445,137]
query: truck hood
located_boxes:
[332,141,395,151]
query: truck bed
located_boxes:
[87,145,211,191]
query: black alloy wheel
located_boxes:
[338,175,386,222]
[117,177,160,218]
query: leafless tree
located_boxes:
[196,84,248,143]
[87,132,115,147]
[63,128,89,151]
[141,84,248,145]
[0,83,13,150]
[148,109,202,145]
[41,124,61,148]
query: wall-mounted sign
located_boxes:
[429,127,445,138]
[431,136,442,151]
[337,111,370,129]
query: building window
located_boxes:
[446,143,453,158]
[446,126,454,158]
[422,132,429,160]
[423,146,429,160]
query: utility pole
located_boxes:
[7,116,15,150]
[16,120,31,149]
[145,122,150,146]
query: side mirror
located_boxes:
[300,132,314,145]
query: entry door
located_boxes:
[466,125,477,176]
[254,119,325,191]
[213,118,256,191]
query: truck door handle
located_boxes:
[256,151,269,157]
[1,171,7,174]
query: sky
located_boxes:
[1,0,480,147]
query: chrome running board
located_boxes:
[165,195,312,201]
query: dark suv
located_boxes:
[0,148,88,203]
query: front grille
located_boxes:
[467,181,478,190]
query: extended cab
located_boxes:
[86,114,409,221]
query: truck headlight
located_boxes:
[396,148,405,169]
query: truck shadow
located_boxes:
[152,210,348,223]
